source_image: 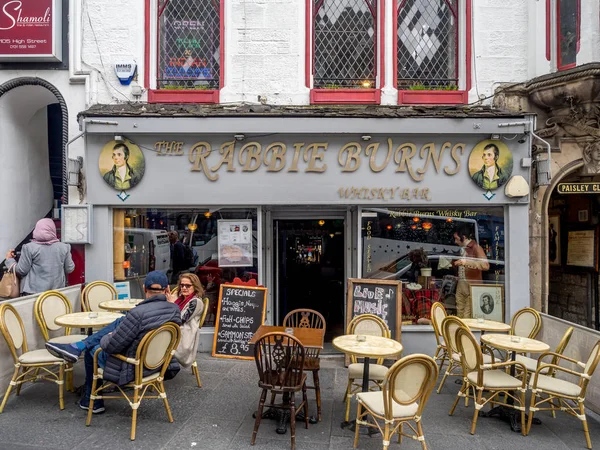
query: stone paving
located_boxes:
[0,354,598,450]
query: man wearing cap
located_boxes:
[46,271,181,413]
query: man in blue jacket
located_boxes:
[46,271,181,413]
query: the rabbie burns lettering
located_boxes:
[154,138,467,182]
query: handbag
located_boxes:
[0,263,20,298]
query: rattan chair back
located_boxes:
[0,304,28,362]
[135,322,181,382]
[34,291,73,340]
[347,314,391,365]
[254,332,306,392]
[441,315,465,356]
[546,326,574,377]
[82,281,117,312]
[581,340,600,390]
[430,302,447,345]
[198,298,209,329]
[510,307,541,339]
[386,354,438,418]
[455,327,483,377]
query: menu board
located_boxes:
[567,229,597,269]
[212,284,267,360]
[62,205,92,244]
[346,278,402,341]
[217,219,253,267]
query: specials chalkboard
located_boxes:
[346,278,402,341]
[212,284,267,360]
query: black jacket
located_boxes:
[99,294,182,385]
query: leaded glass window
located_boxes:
[313,0,377,89]
[396,0,458,90]
[157,0,221,90]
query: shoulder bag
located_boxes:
[0,263,20,298]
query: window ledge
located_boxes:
[310,88,381,105]
[398,90,468,105]
[148,89,220,104]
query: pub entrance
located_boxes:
[273,218,346,341]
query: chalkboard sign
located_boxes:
[346,278,402,341]
[212,284,267,360]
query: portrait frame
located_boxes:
[548,215,561,266]
[468,139,514,191]
[98,139,145,190]
[469,283,504,322]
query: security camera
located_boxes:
[518,136,527,144]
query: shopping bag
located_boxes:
[0,264,20,298]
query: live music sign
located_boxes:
[0,0,62,62]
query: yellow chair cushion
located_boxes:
[529,374,582,398]
[349,363,388,381]
[356,391,419,418]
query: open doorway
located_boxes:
[274,219,345,341]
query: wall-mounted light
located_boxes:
[114,135,124,142]
[490,134,500,140]
[318,220,325,226]
[234,134,245,141]
[361,135,372,141]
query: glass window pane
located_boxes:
[397,0,458,89]
[313,0,377,88]
[158,0,221,90]
[558,0,578,68]
[362,207,505,324]
[113,208,258,327]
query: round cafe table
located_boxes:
[333,334,403,432]
[55,312,124,336]
[462,318,511,334]
[99,299,144,312]
[479,333,550,432]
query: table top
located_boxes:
[55,311,124,328]
[462,318,511,332]
[480,333,550,353]
[99,299,144,311]
[332,334,403,358]
[249,325,325,349]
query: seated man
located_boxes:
[46,271,182,413]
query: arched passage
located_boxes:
[0,77,69,254]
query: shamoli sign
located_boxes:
[153,138,468,182]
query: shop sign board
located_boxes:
[0,0,62,62]
[557,182,600,194]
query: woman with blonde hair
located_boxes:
[167,273,205,367]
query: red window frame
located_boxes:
[394,0,471,105]
[144,0,225,104]
[556,0,580,71]
[306,0,384,105]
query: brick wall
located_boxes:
[548,267,594,327]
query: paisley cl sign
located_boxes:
[0,0,62,62]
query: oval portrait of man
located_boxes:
[480,293,495,315]
[468,140,513,190]
[98,140,145,190]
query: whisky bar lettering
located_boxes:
[154,138,466,182]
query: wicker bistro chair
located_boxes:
[34,291,88,392]
[526,340,600,449]
[252,332,309,450]
[283,308,326,421]
[511,307,542,339]
[353,354,439,450]
[430,302,448,371]
[82,281,117,312]
[343,314,392,422]
[86,322,181,441]
[191,297,210,387]
[450,327,528,436]
[0,304,66,413]
[515,326,574,381]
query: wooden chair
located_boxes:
[437,316,494,394]
[527,340,600,449]
[86,322,181,440]
[343,314,391,422]
[283,308,326,421]
[191,297,210,387]
[354,354,439,450]
[450,327,528,436]
[81,281,117,312]
[252,332,309,450]
[34,291,87,392]
[430,302,448,371]
[0,304,66,413]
